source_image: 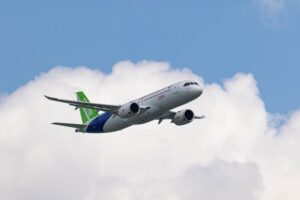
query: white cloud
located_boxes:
[174,160,262,200]
[0,93,7,104]
[0,60,299,200]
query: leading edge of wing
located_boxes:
[44,95,120,112]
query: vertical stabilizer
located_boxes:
[76,91,99,124]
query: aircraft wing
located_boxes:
[156,111,205,124]
[194,115,206,119]
[45,95,120,113]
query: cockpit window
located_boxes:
[184,82,199,86]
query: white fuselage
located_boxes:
[86,80,203,133]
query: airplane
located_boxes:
[45,80,205,133]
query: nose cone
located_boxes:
[190,86,203,97]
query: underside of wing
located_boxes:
[52,122,86,129]
[156,111,176,124]
[194,115,205,119]
[156,110,205,124]
[158,111,176,119]
[45,95,120,113]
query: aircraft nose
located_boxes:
[190,86,203,97]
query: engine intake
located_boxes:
[130,102,139,114]
[184,109,194,121]
[118,102,140,118]
[172,109,194,125]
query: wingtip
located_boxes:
[44,95,56,101]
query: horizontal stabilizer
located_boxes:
[52,122,86,129]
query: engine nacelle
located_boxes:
[172,109,194,125]
[118,102,140,118]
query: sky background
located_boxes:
[1,1,300,199]
[0,0,299,114]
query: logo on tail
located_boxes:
[76,91,99,124]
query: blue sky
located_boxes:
[0,0,299,113]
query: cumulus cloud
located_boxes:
[174,160,262,200]
[0,60,299,200]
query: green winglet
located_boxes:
[76,91,99,124]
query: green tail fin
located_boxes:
[76,91,99,124]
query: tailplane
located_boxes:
[76,91,99,124]
[52,122,86,132]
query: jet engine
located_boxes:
[118,102,140,118]
[172,109,194,125]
